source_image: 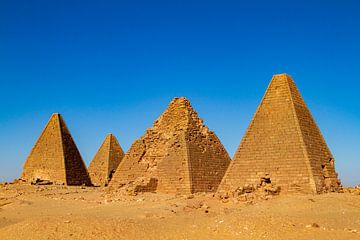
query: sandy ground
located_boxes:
[0,184,359,240]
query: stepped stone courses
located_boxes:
[88,134,124,186]
[219,74,341,194]
[109,97,231,194]
[21,113,92,186]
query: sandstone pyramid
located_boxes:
[109,97,231,194]
[219,74,341,194]
[21,113,92,186]
[88,134,124,186]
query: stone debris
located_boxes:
[88,134,124,186]
[305,223,320,228]
[183,199,209,212]
[20,113,92,186]
[109,97,230,195]
[217,178,281,203]
[127,177,158,196]
[344,185,360,195]
[30,179,53,185]
[110,177,158,196]
[344,228,358,233]
[219,74,342,194]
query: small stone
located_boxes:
[306,223,320,228]
[311,223,320,228]
[186,194,194,199]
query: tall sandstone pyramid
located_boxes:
[109,97,231,194]
[88,134,124,186]
[219,74,341,194]
[21,113,92,186]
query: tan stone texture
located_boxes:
[219,74,341,194]
[88,134,124,186]
[21,113,92,186]
[109,97,231,194]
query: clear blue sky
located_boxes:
[0,1,359,186]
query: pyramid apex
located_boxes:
[272,73,293,78]
[170,96,190,104]
[51,112,61,117]
[168,97,193,110]
[104,133,115,142]
[269,74,295,86]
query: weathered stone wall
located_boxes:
[219,74,341,194]
[109,97,231,194]
[21,113,92,186]
[287,78,340,192]
[186,112,230,193]
[88,134,124,186]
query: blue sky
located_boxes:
[0,0,359,186]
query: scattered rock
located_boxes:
[344,185,360,195]
[185,200,204,209]
[305,223,320,228]
[344,228,358,233]
[185,194,194,199]
[31,179,53,185]
[217,180,281,203]
[311,223,320,228]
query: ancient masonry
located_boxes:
[88,134,124,186]
[21,113,92,186]
[219,74,341,194]
[109,97,231,194]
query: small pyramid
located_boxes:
[88,134,124,186]
[109,97,231,194]
[21,113,92,186]
[219,74,341,194]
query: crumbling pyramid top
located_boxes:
[21,113,92,186]
[219,74,341,194]
[88,133,124,186]
[109,97,230,194]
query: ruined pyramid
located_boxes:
[21,113,92,186]
[109,97,231,194]
[219,74,341,194]
[88,134,124,186]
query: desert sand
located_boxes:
[0,183,359,240]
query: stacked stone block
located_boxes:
[109,97,231,194]
[88,134,124,186]
[21,113,92,186]
[219,74,341,194]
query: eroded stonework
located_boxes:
[88,134,124,186]
[21,113,92,186]
[219,74,341,194]
[109,97,231,194]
